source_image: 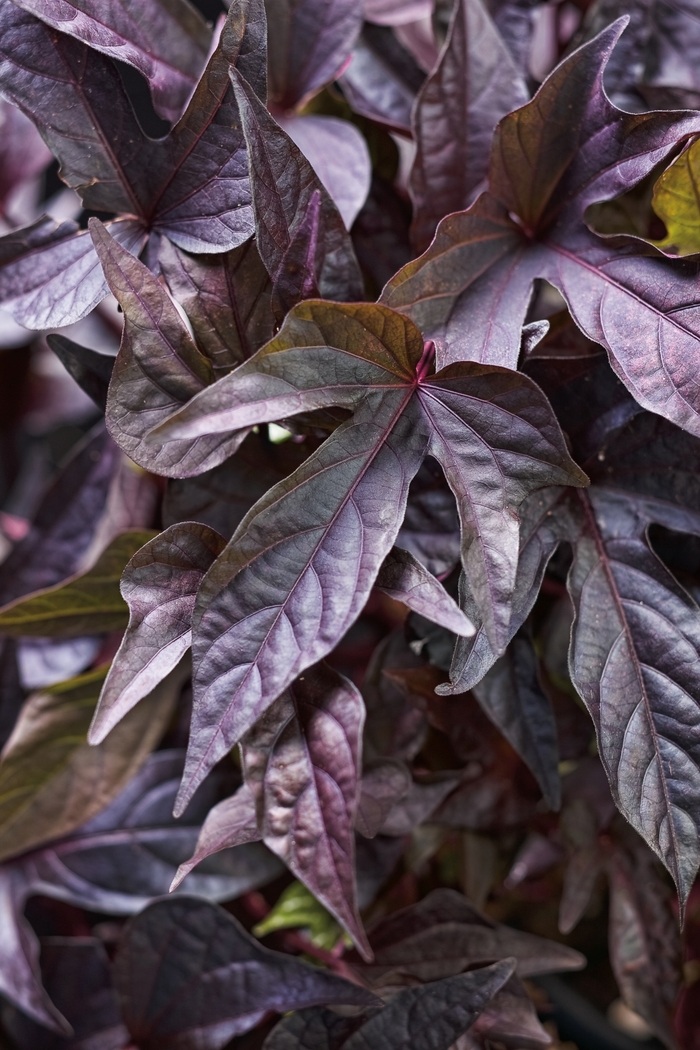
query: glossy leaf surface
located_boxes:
[383,23,700,436]
[151,301,583,809]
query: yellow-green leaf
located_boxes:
[0,530,156,637]
[652,139,700,255]
[0,658,186,862]
[253,880,344,951]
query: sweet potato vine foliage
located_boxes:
[5,0,700,1046]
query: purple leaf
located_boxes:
[364,0,433,25]
[266,961,517,1050]
[409,0,528,253]
[91,221,248,478]
[242,662,369,958]
[113,896,379,1050]
[362,631,428,763]
[0,424,121,607]
[143,0,265,254]
[0,865,71,1033]
[18,750,282,912]
[356,759,411,838]
[375,547,474,636]
[162,431,310,540]
[11,0,212,123]
[608,833,683,1048]
[159,236,274,376]
[265,0,362,112]
[47,334,115,411]
[378,772,461,835]
[397,459,461,577]
[270,189,323,324]
[0,0,149,215]
[382,23,700,436]
[89,523,226,745]
[231,68,364,304]
[467,973,553,1049]
[356,888,585,983]
[170,781,260,891]
[471,630,561,810]
[279,114,371,230]
[149,301,582,807]
[339,23,423,134]
[1,937,128,1050]
[485,0,540,72]
[0,99,51,210]
[0,215,145,330]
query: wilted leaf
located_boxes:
[90,523,226,744]
[382,22,700,436]
[13,0,212,123]
[0,661,181,862]
[151,301,583,808]
[265,961,517,1050]
[0,530,155,637]
[114,896,379,1050]
[409,0,528,253]
[242,662,369,957]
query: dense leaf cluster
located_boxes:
[1,0,700,1047]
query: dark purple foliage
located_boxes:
[1,0,700,1047]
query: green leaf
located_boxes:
[0,530,156,637]
[253,880,344,951]
[652,139,700,255]
[0,659,185,862]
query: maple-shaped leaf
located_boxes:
[12,0,212,123]
[0,0,263,328]
[148,300,584,809]
[241,661,369,957]
[382,21,700,436]
[409,0,528,253]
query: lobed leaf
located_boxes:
[11,0,212,123]
[382,22,700,436]
[89,522,226,744]
[170,781,260,890]
[375,546,474,637]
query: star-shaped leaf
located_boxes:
[382,21,700,436]
[145,299,584,809]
